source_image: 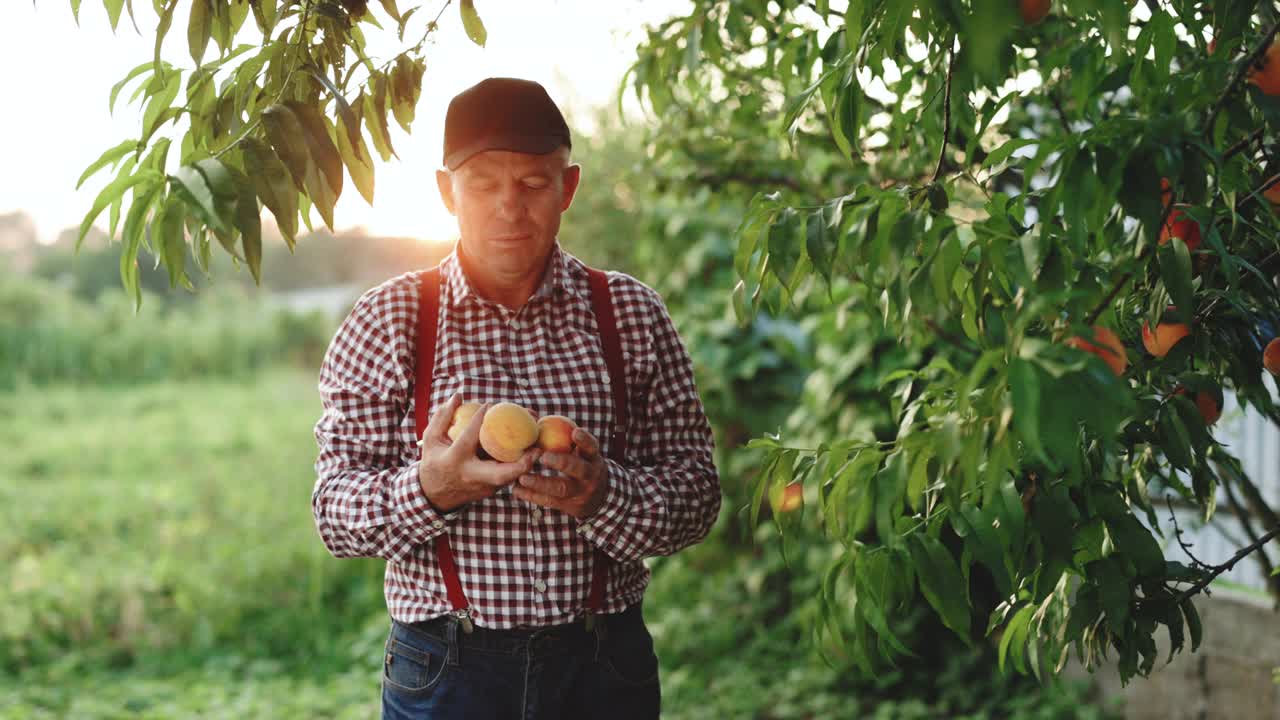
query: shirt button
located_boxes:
[518,377,529,387]
[531,508,543,522]
[534,580,547,593]
[432,520,444,529]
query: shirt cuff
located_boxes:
[575,458,635,559]
[393,461,459,545]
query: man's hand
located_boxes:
[418,394,540,513]
[513,426,609,520]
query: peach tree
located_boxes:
[625,0,1280,684]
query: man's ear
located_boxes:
[560,163,581,213]
[436,169,456,215]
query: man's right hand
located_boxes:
[417,394,540,513]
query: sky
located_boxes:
[2,0,689,245]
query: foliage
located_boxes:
[627,0,1280,685]
[67,0,484,306]
[0,275,332,387]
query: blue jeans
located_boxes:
[380,601,661,719]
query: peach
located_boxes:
[447,402,483,443]
[478,402,539,463]
[774,483,803,513]
[1249,40,1280,96]
[1142,320,1191,358]
[1019,0,1050,25]
[536,415,577,453]
[1066,325,1128,377]
[1159,207,1202,253]
[1171,386,1221,426]
[1264,175,1280,205]
[1265,338,1280,376]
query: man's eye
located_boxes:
[524,180,549,189]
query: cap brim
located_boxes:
[444,133,567,170]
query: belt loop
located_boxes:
[445,616,461,668]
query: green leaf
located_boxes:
[336,102,376,205]
[261,103,311,191]
[241,137,298,247]
[168,164,231,233]
[364,74,398,161]
[379,0,402,22]
[1009,358,1049,466]
[389,55,426,133]
[104,0,125,30]
[909,534,971,641]
[155,193,188,288]
[460,0,487,47]
[1157,236,1195,322]
[188,0,212,66]
[1180,598,1202,652]
[998,604,1034,674]
[287,101,344,198]
[109,61,157,115]
[981,137,1037,170]
[119,181,163,309]
[235,186,263,285]
[75,138,138,190]
[77,169,163,251]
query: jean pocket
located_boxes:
[383,627,449,698]
[600,615,660,687]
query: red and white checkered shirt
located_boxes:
[311,244,721,629]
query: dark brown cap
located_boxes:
[442,77,572,170]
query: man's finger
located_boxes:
[445,402,489,460]
[572,427,600,457]
[513,484,565,513]
[421,393,462,446]
[541,451,589,481]
[466,447,540,486]
[518,473,569,498]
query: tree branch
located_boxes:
[1223,127,1265,161]
[1218,468,1279,599]
[1205,17,1280,137]
[1174,524,1280,604]
[932,45,955,184]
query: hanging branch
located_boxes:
[1204,17,1280,136]
[931,44,955,184]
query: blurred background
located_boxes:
[0,1,1137,718]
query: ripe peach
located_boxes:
[1160,177,1172,210]
[774,483,803,513]
[1265,338,1280,376]
[1171,386,1221,426]
[1264,175,1280,205]
[447,402,482,443]
[1019,0,1050,25]
[479,402,539,463]
[536,415,577,453]
[1066,325,1128,377]
[1249,40,1280,95]
[1142,319,1191,358]
[1159,207,1202,253]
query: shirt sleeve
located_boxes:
[311,286,457,565]
[575,285,721,563]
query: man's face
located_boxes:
[437,148,581,289]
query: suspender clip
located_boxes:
[453,609,474,634]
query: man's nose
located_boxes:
[494,183,527,221]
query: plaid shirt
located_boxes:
[311,244,721,629]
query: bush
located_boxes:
[0,276,335,389]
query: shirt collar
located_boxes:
[440,240,583,309]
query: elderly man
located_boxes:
[311,77,721,719]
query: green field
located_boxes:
[0,369,1112,719]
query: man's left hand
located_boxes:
[513,427,608,520]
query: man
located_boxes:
[311,77,721,719]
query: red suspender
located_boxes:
[413,264,626,627]
[414,269,471,626]
[584,268,626,618]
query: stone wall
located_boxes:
[1068,589,1279,720]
